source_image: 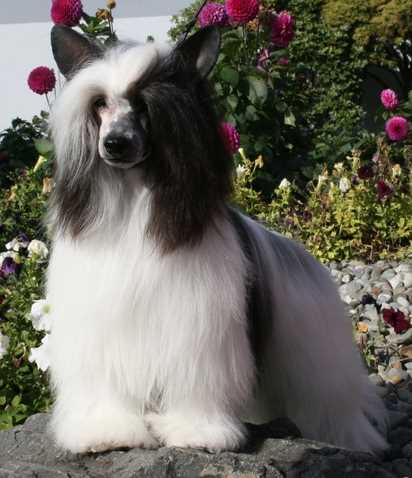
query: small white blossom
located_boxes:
[6,236,30,252]
[392,164,402,178]
[339,177,351,193]
[30,300,52,332]
[278,178,291,190]
[29,334,51,372]
[236,164,246,177]
[28,240,48,259]
[0,332,10,359]
[333,162,344,174]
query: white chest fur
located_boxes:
[46,209,254,417]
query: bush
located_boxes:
[170,0,412,184]
[0,163,51,429]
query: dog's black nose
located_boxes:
[104,135,130,158]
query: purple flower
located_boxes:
[225,0,259,25]
[198,2,228,27]
[271,11,295,48]
[220,122,240,155]
[0,257,20,278]
[357,165,374,180]
[380,89,399,111]
[385,116,409,141]
[376,180,392,200]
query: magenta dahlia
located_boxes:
[383,308,410,334]
[376,180,392,200]
[385,116,409,141]
[380,89,399,111]
[27,67,56,95]
[225,0,259,25]
[199,2,228,27]
[277,56,289,66]
[51,0,83,26]
[271,11,295,48]
[220,122,240,155]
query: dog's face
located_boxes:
[50,26,233,251]
[51,26,220,170]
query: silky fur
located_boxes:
[47,27,388,454]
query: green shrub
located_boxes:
[0,163,51,429]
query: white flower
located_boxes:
[278,178,291,190]
[28,240,48,259]
[392,164,402,178]
[334,162,344,174]
[0,332,10,359]
[236,164,246,177]
[29,300,52,332]
[6,236,30,252]
[339,177,351,193]
[29,334,51,372]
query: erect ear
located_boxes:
[176,26,221,78]
[51,25,102,78]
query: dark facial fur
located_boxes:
[50,27,233,253]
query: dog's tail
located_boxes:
[231,210,388,454]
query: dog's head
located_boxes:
[50,27,233,251]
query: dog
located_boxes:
[46,24,388,454]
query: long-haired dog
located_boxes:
[47,25,388,454]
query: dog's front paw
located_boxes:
[145,412,246,452]
[52,410,158,453]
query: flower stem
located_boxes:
[45,93,51,111]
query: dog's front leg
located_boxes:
[145,312,254,452]
[50,378,158,453]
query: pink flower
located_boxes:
[380,89,399,111]
[257,48,270,70]
[376,180,392,200]
[199,2,228,27]
[277,56,289,66]
[220,122,240,155]
[27,67,56,95]
[225,0,259,25]
[51,0,83,26]
[385,116,409,141]
[271,11,295,48]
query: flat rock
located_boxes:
[0,414,395,477]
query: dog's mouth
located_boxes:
[102,150,151,169]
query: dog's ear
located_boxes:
[176,26,221,78]
[51,25,102,78]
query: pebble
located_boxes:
[327,261,412,469]
[402,442,412,459]
[388,428,412,447]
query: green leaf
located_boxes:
[220,67,239,87]
[247,77,268,104]
[227,95,239,111]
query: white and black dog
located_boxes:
[47,24,388,454]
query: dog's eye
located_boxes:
[93,96,107,110]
